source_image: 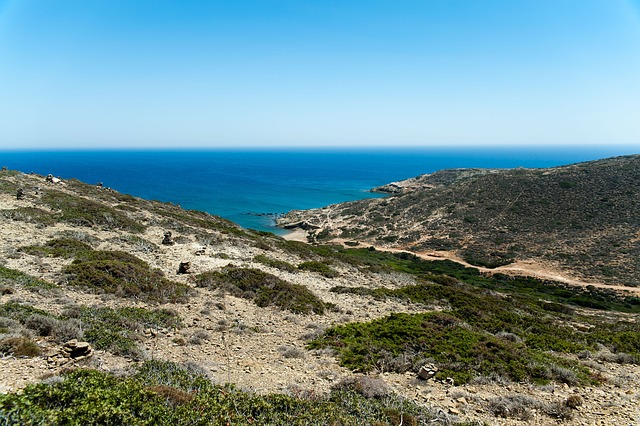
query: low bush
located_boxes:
[195,267,326,314]
[0,336,41,357]
[298,261,339,278]
[24,314,83,342]
[1,301,182,358]
[0,302,52,323]
[488,395,538,420]
[277,345,306,359]
[63,250,193,303]
[331,376,390,399]
[0,207,57,227]
[20,238,92,258]
[309,311,591,385]
[0,361,450,425]
[0,266,57,291]
[63,305,182,358]
[253,254,297,273]
[40,190,145,232]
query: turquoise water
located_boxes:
[1,146,637,233]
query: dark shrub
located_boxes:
[64,251,192,303]
[196,267,325,314]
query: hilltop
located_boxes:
[278,155,640,288]
[1,166,639,425]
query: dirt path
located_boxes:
[283,232,640,296]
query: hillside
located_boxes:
[278,155,640,287]
[1,167,639,425]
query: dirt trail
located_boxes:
[283,232,640,296]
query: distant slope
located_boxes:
[278,155,640,286]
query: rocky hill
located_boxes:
[278,155,640,287]
[1,167,639,425]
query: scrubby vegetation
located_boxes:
[0,361,455,426]
[40,190,145,232]
[0,266,57,292]
[0,301,182,358]
[327,248,640,313]
[63,250,193,303]
[253,254,297,273]
[2,163,639,424]
[195,267,326,314]
[0,336,41,357]
[298,261,339,278]
[63,306,182,358]
[0,207,57,227]
[20,238,92,259]
[279,155,640,285]
[308,250,639,384]
[310,311,591,385]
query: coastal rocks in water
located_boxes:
[177,261,191,274]
[280,221,321,231]
[15,188,25,200]
[162,231,175,246]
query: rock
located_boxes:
[418,363,438,381]
[45,174,62,184]
[16,188,25,200]
[177,261,192,274]
[195,247,206,256]
[162,231,175,246]
[280,221,321,231]
[62,340,93,360]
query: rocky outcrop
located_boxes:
[47,340,93,366]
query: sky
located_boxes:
[0,0,639,149]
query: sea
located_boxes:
[1,146,637,234]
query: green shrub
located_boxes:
[0,302,52,323]
[0,362,449,425]
[24,314,82,342]
[309,311,590,385]
[0,336,41,357]
[0,266,57,291]
[63,306,183,358]
[20,238,92,258]
[253,254,297,273]
[298,261,339,278]
[0,207,57,226]
[195,267,326,314]
[40,190,145,232]
[63,250,193,303]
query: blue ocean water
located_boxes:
[1,146,637,233]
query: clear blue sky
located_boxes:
[1,0,639,149]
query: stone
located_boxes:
[177,261,192,274]
[16,188,25,200]
[195,247,206,256]
[418,363,438,381]
[162,231,175,246]
[61,340,93,359]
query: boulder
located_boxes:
[162,231,175,246]
[177,261,191,275]
[418,363,438,381]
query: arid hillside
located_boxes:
[1,167,639,425]
[279,155,640,287]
